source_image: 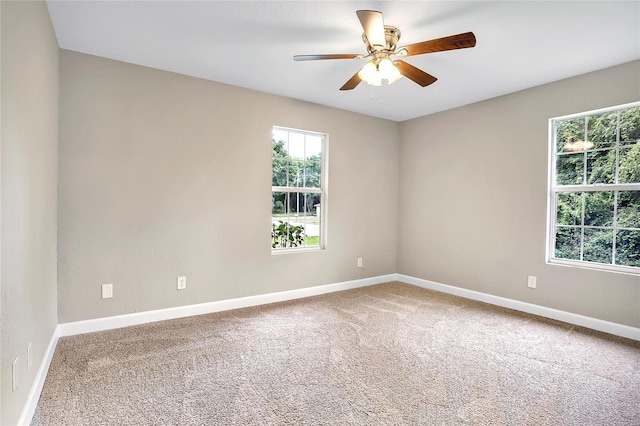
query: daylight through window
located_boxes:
[272,127,326,251]
[549,102,640,273]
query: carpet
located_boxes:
[32,282,640,425]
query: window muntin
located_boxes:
[549,102,640,274]
[272,127,326,252]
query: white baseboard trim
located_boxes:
[58,274,397,337]
[18,326,60,426]
[397,274,640,341]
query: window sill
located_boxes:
[271,246,324,255]
[548,258,640,276]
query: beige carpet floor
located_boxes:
[32,282,640,425]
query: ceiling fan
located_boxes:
[293,10,476,91]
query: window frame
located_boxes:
[271,126,328,254]
[547,101,640,275]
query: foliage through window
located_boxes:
[549,102,640,273]
[272,127,326,251]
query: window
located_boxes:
[271,127,326,252]
[548,102,640,274]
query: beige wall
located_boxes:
[58,50,399,323]
[398,60,640,328]
[1,1,59,424]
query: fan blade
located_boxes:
[401,32,476,56]
[395,60,437,87]
[356,10,385,49]
[339,72,362,91]
[294,54,362,61]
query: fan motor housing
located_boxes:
[363,25,401,53]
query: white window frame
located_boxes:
[271,126,328,254]
[547,101,640,275]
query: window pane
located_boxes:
[556,153,583,185]
[556,192,582,226]
[586,149,615,184]
[288,132,305,159]
[617,191,640,229]
[616,229,640,268]
[583,228,612,264]
[272,140,289,186]
[305,135,322,160]
[303,155,321,188]
[556,117,585,153]
[555,227,581,260]
[271,192,321,248]
[619,107,640,144]
[618,143,640,184]
[272,191,288,216]
[290,158,303,188]
[301,193,321,247]
[584,192,613,227]
[587,112,617,149]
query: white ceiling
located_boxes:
[46,1,640,122]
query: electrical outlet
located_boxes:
[177,276,187,290]
[357,257,363,268]
[527,276,537,289]
[12,357,18,392]
[101,283,113,299]
[27,343,32,371]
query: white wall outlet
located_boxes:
[12,357,18,392]
[177,276,187,290]
[527,276,537,289]
[357,257,363,268]
[101,283,113,299]
[27,343,32,371]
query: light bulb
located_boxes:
[387,61,403,84]
[358,61,382,86]
[378,58,402,85]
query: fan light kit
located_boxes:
[294,10,477,91]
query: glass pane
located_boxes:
[583,228,612,264]
[556,153,583,185]
[305,135,322,160]
[618,143,640,184]
[303,155,321,188]
[272,192,305,249]
[616,229,640,268]
[272,191,288,216]
[272,141,289,186]
[619,107,640,144]
[555,227,581,260]
[584,192,614,227]
[556,192,582,226]
[288,132,305,159]
[556,117,585,153]
[586,149,615,184]
[617,191,640,229]
[289,158,303,187]
[273,128,288,145]
[301,193,321,247]
[587,112,617,149]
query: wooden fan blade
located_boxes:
[294,54,362,61]
[395,60,437,87]
[402,32,476,56]
[356,10,385,49]
[339,71,362,91]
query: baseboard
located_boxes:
[58,274,397,337]
[397,274,640,341]
[17,326,60,426]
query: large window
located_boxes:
[548,102,640,274]
[272,127,326,252]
